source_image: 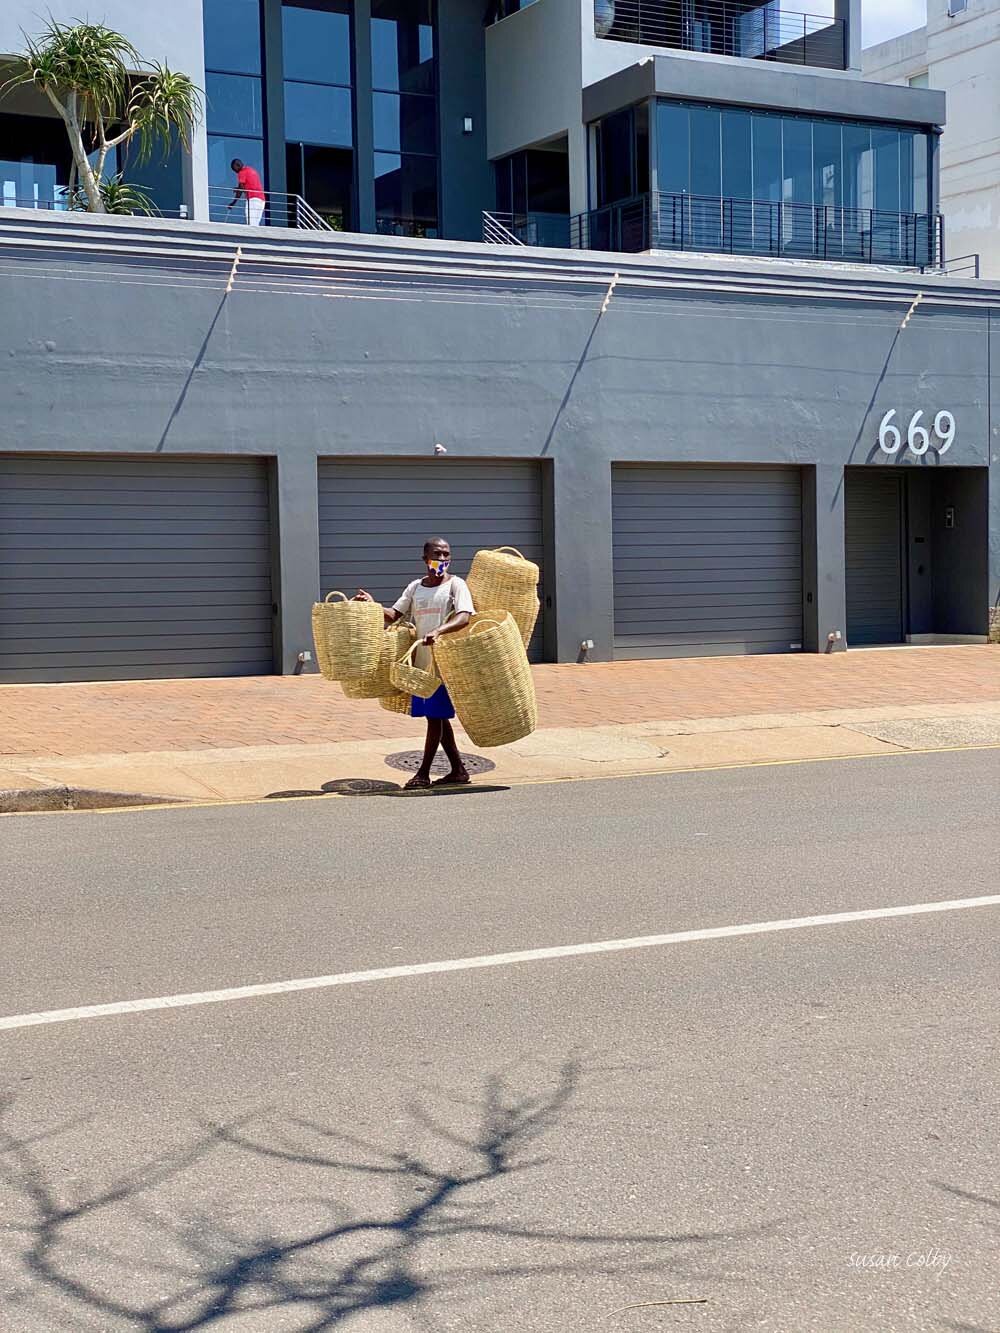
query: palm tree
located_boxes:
[1,19,201,214]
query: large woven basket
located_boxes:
[379,690,411,716]
[433,610,537,748]
[467,547,540,648]
[311,591,384,682]
[341,621,416,699]
[390,640,441,699]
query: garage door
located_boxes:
[0,457,275,683]
[318,460,545,660]
[612,465,803,659]
[845,469,904,646]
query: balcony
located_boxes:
[567,193,944,268]
[595,0,846,70]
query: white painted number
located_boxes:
[878,409,902,454]
[907,409,930,456]
[934,410,955,454]
[878,407,957,457]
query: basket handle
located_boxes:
[402,640,429,664]
[493,546,526,559]
[469,616,505,637]
[324,590,349,603]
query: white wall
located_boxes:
[0,1,208,218]
[864,0,1000,277]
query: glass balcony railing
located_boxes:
[568,193,944,268]
[595,0,847,70]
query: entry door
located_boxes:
[0,456,275,682]
[318,459,546,661]
[845,470,904,646]
[612,464,804,659]
[285,143,353,229]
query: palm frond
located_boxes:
[128,64,202,163]
[64,173,156,216]
[2,19,141,121]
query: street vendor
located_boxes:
[355,538,474,789]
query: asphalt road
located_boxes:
[1,749,998,1333]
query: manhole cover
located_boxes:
[321,778,401,796]
[384,750,496,777]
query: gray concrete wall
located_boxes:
[0,213,995,668]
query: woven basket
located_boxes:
[467,547,540,648]
[379,690,412,716]
[311,591,384,682]
[341,621,416,699]
[433,610,537,748]
[390,640,442,699]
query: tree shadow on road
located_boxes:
[0,1059,776,1330]
[931,1180,997,1333]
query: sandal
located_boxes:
[404,773,432,790]
[431,771,471,787]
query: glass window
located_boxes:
[842,124,872,211]
[597,109,635,205]
[752,113,781,203]
[656,102,689,196]
[634,102,649,197]
[812,119,841,208]
[899,130,914,214]
[912,133,928,213]
[873,127,900,212]
[208,135,265,186]
[204,0,262,74]
[374,151,438,234]
[282,1,352,88]
[373,91,436,155]
[721,109,751,200]
[285,82,353,146]
[782,117,812,205]
[206,72,263,137]
[495,157,512,214]
[689,105,720,197]
[371,0,435,95]
[908,71,929,89]
[0,159,60,208]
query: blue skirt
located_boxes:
[411,684,456,720]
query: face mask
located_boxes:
[426,558,450,576]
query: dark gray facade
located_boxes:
[0,209,996,681]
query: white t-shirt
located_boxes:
[393,576,475,670]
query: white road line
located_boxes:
[3,893,999,1034]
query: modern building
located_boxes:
[0,1,997,683]
[864,0,1000,279]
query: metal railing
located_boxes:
[926,252,979,278]
[596,0,846,69]
[482,210,572,247]
[207,188,332,230]
[2,186,333,230]
[571,192,944,268]
[483,211,525,244]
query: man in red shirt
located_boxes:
[228,159,266,226]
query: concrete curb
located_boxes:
[0,786,183,814]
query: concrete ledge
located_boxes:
[0,786,183,814]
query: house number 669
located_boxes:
[878,409,956,457]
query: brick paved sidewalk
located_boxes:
[0,647,997,761]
